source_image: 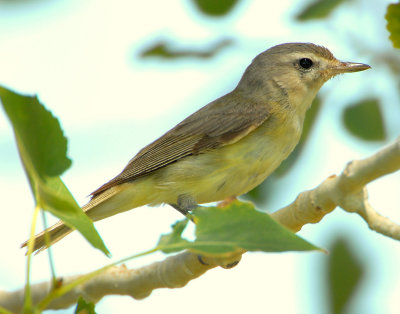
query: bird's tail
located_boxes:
[20,220,73,254]
[21,184,136,254]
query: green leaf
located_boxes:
[386,2,400,48]
[0,86,71,177]
[192,0,239,17]
[342,98,386,141]
[296,0,348,21]
[75,296,96,314]
[158,219,191,253]
[157,201,321,256]
[0,305,13,314]
[38,176,109,255]
[192,201,320,254]
[0,86,109,256]
[327,237,364,314]
[139,39,233,60]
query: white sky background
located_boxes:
[0,0,399,313]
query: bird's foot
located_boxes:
[169,194,199,220]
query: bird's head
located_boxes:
[237,42,370,113]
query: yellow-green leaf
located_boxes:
[386,2,400,48]
[38,176,109,255]
[192,0,239,17]
[157,201,321,256]
[75,297,96,314]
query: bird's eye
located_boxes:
[299,58,313,69]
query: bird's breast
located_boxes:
[192,111,303,202]
[221,113,302,188]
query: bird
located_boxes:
[24,42,370,253]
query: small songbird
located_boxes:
[25,42,370,252]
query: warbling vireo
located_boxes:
[25,42,370,252]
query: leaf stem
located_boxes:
[41,210,57,286]
[37,247,159,311]
[23,205,40,312]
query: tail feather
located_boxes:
[21,183,142,254]
[20,221,73,254]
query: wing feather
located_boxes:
[91,93,270,197]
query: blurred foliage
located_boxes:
[386,2,400,48]
[158,200,320,256]
[191,0,240,17]
[139,38,233,59]
[0,86,109,256]
[326,237,365,314]
[75,297,96,314]
[138,0,239,60]
[295,0,349,21]
[342,98,386,141]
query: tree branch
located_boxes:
[272,137,400,239]
[1,138,399,312]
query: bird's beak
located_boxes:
[332,61,371,74]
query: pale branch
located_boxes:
[0,251,242,313]
[1,138,399,312]
[272,137,400,239]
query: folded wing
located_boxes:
[91,94,271,197]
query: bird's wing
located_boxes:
[91,94,270,197]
